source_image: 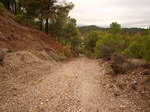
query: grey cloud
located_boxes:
[68,0,150,28]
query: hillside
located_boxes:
[0,10,63,53]
[78,25,147,37]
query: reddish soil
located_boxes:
[0,53,150,112]
[0,10,63,53]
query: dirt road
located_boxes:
[0,54,106,112]
[0,54,146,112]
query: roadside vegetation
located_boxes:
[81,22,150,74]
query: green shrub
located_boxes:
[73,52,79,58]
[51,56,60,62]
[61,40,66,45]
[84,30,102,52]
[52,53,67,62]
[13,15,23,23]
[59,53,67,61]
[123,35,150,61]
[0,2,5,15]
[97,40,118,60]
[86,50,94,58]
[59,55,67,61]
[94,33,124,59]
[21,11,28,20]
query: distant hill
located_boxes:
[78,25,147,37]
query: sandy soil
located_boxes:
[0,53,150,112]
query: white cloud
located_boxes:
[67,0,150,28]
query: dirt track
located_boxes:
[0,55,107,112]
[0,54,149,112]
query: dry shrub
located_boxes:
[142,62,150,69]
[110,53,134,74]
[100,41,118,60]
[63,45,72,57]
[71,50,79,58]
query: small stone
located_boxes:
[120,105,126,108]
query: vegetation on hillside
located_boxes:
[78,25,147,37]
[0,0,82,59]
[0,2,5,15]
[81,22,150,73]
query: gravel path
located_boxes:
[1,54,145,112]
[0,55,107,112]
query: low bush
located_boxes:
[0,2,5,15]
[73,52,79,58]
[21,11,28,20]
[59,53,67,61]
[110,53,133,74]
[13,15,23,23]
[98,41,118,60]
[51,56,60,62]
[123,35,150,61]
[52,53,67,62]
[63,45,72,57]
[85,50,94,58]
[94,33,124,59]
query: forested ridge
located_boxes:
[78,25,147,37]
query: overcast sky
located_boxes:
[67,0,150,28]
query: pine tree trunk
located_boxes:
[14,0,17,15]
[56,28,59,40]
[45,18,49,33]
[65,37,68,45]
[40,19,43,31]
[7,0,10,10]
[11,1,14,13]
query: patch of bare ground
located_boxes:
[0,10,63,53]
[101,59,150,112]
[0,51,150,112]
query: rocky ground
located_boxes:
[0,50,150,112]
